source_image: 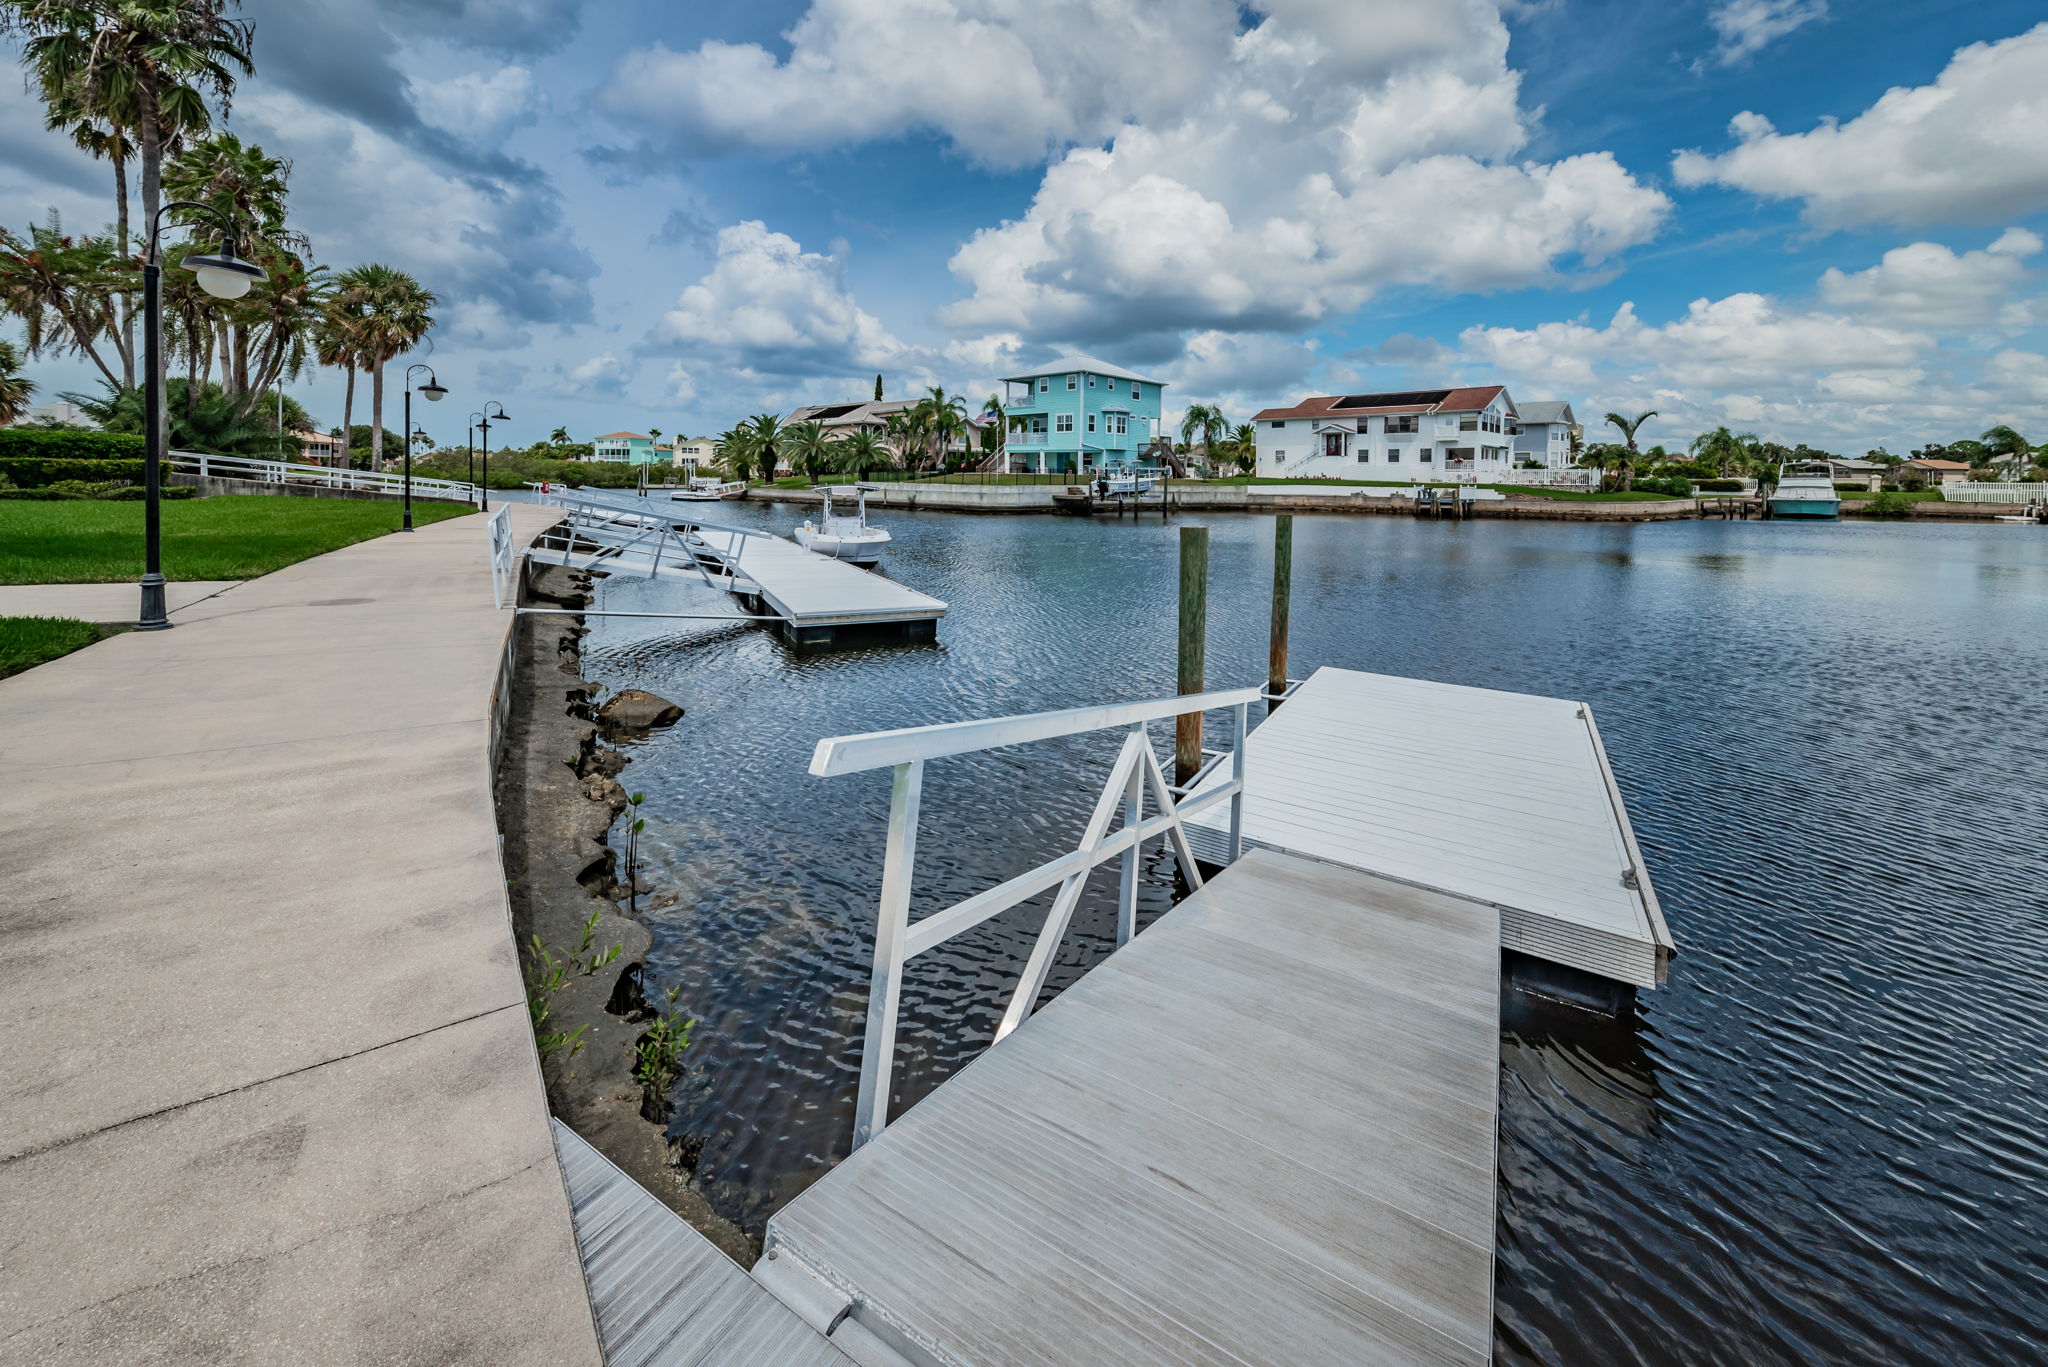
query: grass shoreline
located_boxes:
[0,615,121,679]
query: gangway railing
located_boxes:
[171,450,477,502]
[811,685,1262,1149]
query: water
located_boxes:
[581,504,2048,1365]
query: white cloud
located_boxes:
[939,2,1668,348]
[1703,0,1827,67]
[650,221,933,403]
[1454,239,2048,450]
[1673,23,2048,227]
[1816,228,2041,329]
[600,0,1236,167]
[1167,331,1320,406]
[411,67,542,146]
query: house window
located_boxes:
[1387,448,1402,463]
[1270,420,1286,428]
[1420,449,1433,463]
[1387,415,1417,433]
[1067,374,1077,390]
[1088,375,1096,387]
[1355,448,1371,464]
[1039,378,1049,393]
[1132,383,1141,398]
[1087,413,1097,432]
[1056,414,1074,433]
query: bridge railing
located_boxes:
[812,685,1261,1149]
[170,450,477,502]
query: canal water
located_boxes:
[581,503,2048,1367]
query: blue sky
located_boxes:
[4,0,2047,455]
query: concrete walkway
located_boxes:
[0,506,601,1365]
[0,580,242,621]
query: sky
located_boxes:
[3,0,2047,456]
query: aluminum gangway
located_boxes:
[525,487,946,644]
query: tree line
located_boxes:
[0,0,437,468]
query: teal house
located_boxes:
[591,431,660,465]
[1001,357,1166,474]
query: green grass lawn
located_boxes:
[1836,488,1944,501]
[0,495,474,585]
[0,615,115,679]
[1188,476,1680,502]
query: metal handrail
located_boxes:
[171,449,477,500]
[818,685,1259,1149]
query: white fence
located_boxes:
[812,685,1263,1149]
[1947,482,2048,505]
[171,450,477,502]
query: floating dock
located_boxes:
[1183,667,1673,993]
[526,489,946,645]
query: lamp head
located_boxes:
[181,242,267,300]
[420,377,448,403]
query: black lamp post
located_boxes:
[139,202,266,630]
[400,364,447,531]
[466,412,482,500]
[476,402,509,511]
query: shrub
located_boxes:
[1695,478,1745,492]
[1634,474,1694,497]
[0,481,195,500]
[1833,482,1870,493]
[0,456,168,488]
[1863,490,1916,518]
[0,429,146,462]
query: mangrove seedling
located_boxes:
[634,985,694,1101]
[624,792,647,915]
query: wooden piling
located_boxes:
[1176,525,1208,785]
[1268,514,1291,702]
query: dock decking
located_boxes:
[528,490,945,645]
[1184,667,1673,988]
[761,849,1500,1367]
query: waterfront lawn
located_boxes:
[1194,476,1681,502]
[0,615,114,679]
[0,496,474,584]
[1837,488,1944,501]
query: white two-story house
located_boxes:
[1254,386,1545,480]
[1510,401,1580,469]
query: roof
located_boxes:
[1516,400,1574,425]
[1906,457,1971,470]
[1253,386,1509,422]
[999,354,1166,386]
[592,431,649,441]
[787,400,919,425]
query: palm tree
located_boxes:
[836,428,889,476]
[1229,422,1257,475]
[548,425,569,446]
[0,339,37,425]
[313,303,361,467]
[38,77,141,383]
[333,264,435,472]
[783,421,835,485]
[979,393,1007,466]
[1602,410,1657,489]
[0,215,127,387]
[745,412,784,481]
[1689,426,1756,476]
[1980,425,2032,478]
[6,0,255,413]
[913,386,967,469]
[1180,402,1227,469]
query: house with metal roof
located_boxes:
[1252,386,1536,480]
[1000,356,1166,475]
[1511,400,1581,469]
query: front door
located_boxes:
[1323,432,1345,460]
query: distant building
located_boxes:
[1510,400,1579,469]
[999,356,1167,475]
[788,399,920,440]
[1822,457,1887,491]
[590,432,659,465]
[1902,457,1972,486]
[1252,386,1523,480]
[20,400,88,427]
[667,436,715,470]
[298,427,340,464]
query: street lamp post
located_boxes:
[466,413,482,501]
[477,402,509,511]
[400,364,447,531]
[139,201,267,630]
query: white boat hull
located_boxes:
[797,527,891,563]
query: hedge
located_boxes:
[0,429,146,461]
[0,482,195,501]
[1694,478,1745,492]
[0,457,169,488]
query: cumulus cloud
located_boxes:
[1168,331,1320,404]
[1703,0,1827,66]
[938,1,1668,348]
[411,67,542,146]
[1455,238,2048,449]
[649,221,932,401]
[1673,23,2048,227]
[1816,228,2041,330]
[600,0,1235,167]
[235,89,597,333]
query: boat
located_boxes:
[796,484,892,564]
[1766,464,1842,520]
[669,477,748,501]
[1091,464,1159,496]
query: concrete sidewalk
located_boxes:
[0,506,601,1365]
[0,580,242,621]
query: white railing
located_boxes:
[171,450,477,502]
[1948,482,2048,505]
[487,506,517,609]
[813,685,1263,1148]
